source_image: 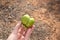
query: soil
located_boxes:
[0,0,60,40]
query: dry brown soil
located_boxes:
[0,0,60,40]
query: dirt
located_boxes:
[0,0,60,40]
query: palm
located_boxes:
[7,22,34,40]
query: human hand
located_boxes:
[7,22,35,40]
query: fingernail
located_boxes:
[18,28,21,32]
[18,33,20,36]
[21,35,24,38]
[23,31,25,35]
[18,33,21,39]
[18,27,23,33]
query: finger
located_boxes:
[24,25,35,40]
[18,26,25,35]
[18,27,24,39]
[12,21,21,34]
[26,25,35,36]
[23,25,35,36]
[18,25,35,40]
[18,26,26,39]
[18,35,25,40]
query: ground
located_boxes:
[0,0,60,40]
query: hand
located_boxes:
[7,22,35,40]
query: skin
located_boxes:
[7,22,35,40]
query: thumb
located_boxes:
[7,22,21,40]
[12,22,21,34]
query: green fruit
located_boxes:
[26,18,34,28]
[21,14,30,25]
[21,14,35,28]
